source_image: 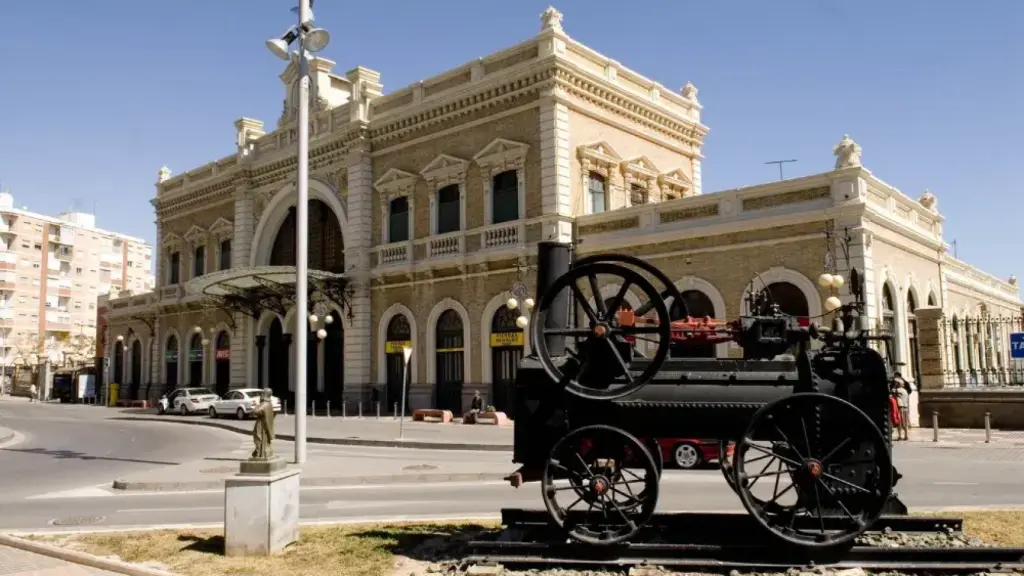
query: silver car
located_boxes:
[209,389,282,420]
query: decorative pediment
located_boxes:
[621,156,660,179]
[374,168,419,197]
[183,225,207,245]
[162,232,183,249]
[658,168,693,196]
[208,218,234,240]
[577,141,622,168]
[420,154,469,187]
[473,138,529,172]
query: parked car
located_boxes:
[208,389,282,420]
[651,438,733,470]
[157,388,221,416]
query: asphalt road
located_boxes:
[2,400,1024,533]
[0,400,240,502]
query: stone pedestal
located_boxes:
[224,458,299,557]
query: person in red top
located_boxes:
[889,381,903,439]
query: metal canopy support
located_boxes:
[199,270,355,321]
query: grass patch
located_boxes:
[21,511,1024,576]
[26,521,500,576]
[915,509,1024,547]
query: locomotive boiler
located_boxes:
[507,242,905,552]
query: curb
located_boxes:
[112,471,513,492]
[0,533,179,576]
[111,416,513,452]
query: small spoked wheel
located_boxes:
[531,262,672,400]
[733,393,892,549]
[542,425,659,545]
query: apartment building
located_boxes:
[0,190,154,370]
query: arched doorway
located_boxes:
[322,311,344,405]
[907,292,920,385]
[670,291,717,358]
[214,332,230,395]
[130,340,142,386]
[766,282,810,319]
[267,318,289,404]
[188,334,204,387]
[113,343,124,385]
[385,314,412,414]
[435,309,464,413]
[165,335,179,388]
[269,200,345,273]
[490,304,523,416]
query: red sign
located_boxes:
[215,349,230,360]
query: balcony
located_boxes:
[45,311,72,331]
[49,228,75,246]
[0,272,15,290]
[100,252,121,267]
[0,252,15,270]
[425,230,464,259]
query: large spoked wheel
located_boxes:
[733,393,892,550]
[531,262,673,400]
[542,425,660,545]
[573,254,688,320]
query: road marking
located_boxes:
[0,430,26,450]
[24,487,112,500]
[933,481,980,486]
[118,506,222,513]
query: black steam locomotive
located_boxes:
[507,242,903,551]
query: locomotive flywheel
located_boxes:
[541,424,659,545]
[732,393,893,550]
[530,262,673,400]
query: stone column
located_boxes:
[151,317,162,384]
[538,86,573,242]
[230,186,255,387]
[344,142,373,399]
[915,307,945,391]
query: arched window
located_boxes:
[951,316,963,374]
[588,172,607,214]
[113,342,124,384]
[388,197,410,243]
[881,284,895,335]
[767,282,810,318]
[491,170,519,224]
[165,335,179,387]
[193,246,205,278]
[490,304,524,415]
[630,183,649,206]
[435,309,464,413]
[130,340,142,386]
[168,252,181,285]
[436,185,461,234]
[670,290,717,358]
[927,292,937,307]
[219,239,232,271]
[270,200,345,273]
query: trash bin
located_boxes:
[108,383,120,407]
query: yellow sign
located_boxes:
[490,332,524,348]
[385,341,412,354]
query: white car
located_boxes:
[208,389,282,420]
[157,388,221,416]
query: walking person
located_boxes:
[29,383,38,403]
[892,373,910,441]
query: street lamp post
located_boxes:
[266,0,330,465]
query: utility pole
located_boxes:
[765,159,798,181]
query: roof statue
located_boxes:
[1009,275,1018,286]
[157,166,171,183]
[681,82,698,102]
[833,134,862,170]
[540,6,564,32]
[918,189,938,212]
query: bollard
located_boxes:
[284,400,288,415]
[327,400,331,418]
[376,401,380,419]
[932,411,939,442]
[312,401,316,419]
[394,402,399,419]
[358,402,363,419]
[342,400,347,419]
[985,412,991,443]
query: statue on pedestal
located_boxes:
[251,390,275,460]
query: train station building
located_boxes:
[99,7,1021,419]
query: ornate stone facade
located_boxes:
[101,8,1018,418]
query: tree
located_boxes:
[9,332,40,368]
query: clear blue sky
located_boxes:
[0,1,1020,281]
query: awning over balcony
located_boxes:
[185,266,353,320]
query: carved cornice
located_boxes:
[473,138,529,175]
[162,232,183,250]
[420,154,469,188]
[578,141,621,169]
[620,156,659,180]
[658,169,692,198]
[183,225,207,246]
[208,218,234,241]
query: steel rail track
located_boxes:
[464,509,1024,573]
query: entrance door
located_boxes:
[384,314,412,414]
[188,334,204,387]
[130,340,142,386]
[489,304,523,416]
[267,318,289,403]
[434,309,464,414]
[214,332,230,396]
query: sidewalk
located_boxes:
[112,410,514,451]
[111,441,515,492]
[906,426,1024,445]
[0,544,118,575]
